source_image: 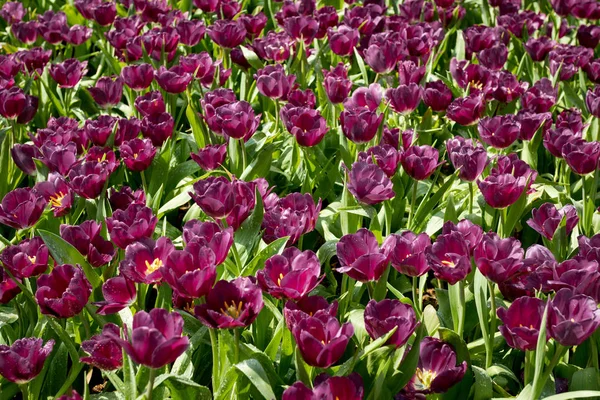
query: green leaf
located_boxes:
[412,172,458,232]
[242,236,289,276]
[531,302,550,393]
[38,229,102,289]
[235,358,276,400]
[240,46,264,70]
[570,368,600,396]
[473,365,493,400]
[438,328,470,365]
[388,324,425,394]
[234,187,264,265]
[0,306,17,329]
[353,47,369,85]
[214,365,239,400]
[160,375,212,400]
[186,105,206,149]
[543,392,600,400]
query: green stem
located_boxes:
[234,328,241,364]
[457,281,465,337]
[19,384,29,400]
[239,139,247,173]
[524,350,534,385]
[230,241,243,276]
[273,100,280,133]
[366,282,375,300]
[140,170,148,197]
[407,180,418,229]
[209,329,220,388]
[468,182,474,215]
[531,345,568,399]
[412,277,421,316]
[486,281,497,368]
[146,368,156,400]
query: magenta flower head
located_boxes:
[400,145,442,181]
[81,323,123,370]
[190,176,236,219]
[283,373,364,400]
[357,145,400,177]
[477,44,508,70]
[364,34,400,74]
[0,188,47,230]
[239,12,267,39]
[141,112,174,146]
[67,161,110,199]
[12,21,39,44]
[478,115,521,149]
[109,186,145,211]
[340,108,383,144]
[426,231,471,285]
[585,59,600,84]
[49,59,87,88]
[195,276,264,329]
[0,338,54,384]
[293,314,354,368]
[176,18,206,46]
[283,15,319,43]
[527,203,578,240]
[121,64,154,91]
[548,288,600,346]
[336,228,389,282]
[478,155,536,209]
[328,26,359,56]
[446,94,485,126]
[521,78,557,113]
[91,2,117,26]
[282,106,328,147]
[35,264,92,318]
[544,127,581,159]
[517,111,552,141]
[216,100,261,141]
[257,248,322,300]
[120,138,157,172]
[208,19,246,48]
[252,31,293,63]
[497,296,545,351]
[442,219,483,255]
[397,61,425,86]
[562,139,600,175]
[88,76,123,108]
[323,63,352,104]
[85,148,118,174]
[11,144,41,176]
[161,243,217,299]
[364,299,419,348]
[474,232,524,284]
[446,137,488,182]
[120,237,174,284]
[288,89,317,108]
[386,84,422,115]
[93,276,136,315]
[525,36,556,62]
[155,65,192,94]
[182,220,233,265]
[107,203,158,249]
[261,191,321,244]
[403,337,467,395]
[423,80,453,112]
[491,71,528,104]
[109,308,189,368]
[191,144,227,171]
[345,84,383,112]
[0,269,20,304]
[85,115,117,146]
[347,161,394,205]
[284,296,338,332]
[0,1,24,24]
[382,231,431,277]
[255,64,296,100]
[0,237,49,278]
[586,86,600,118]
[0,87,26,120]
[135,91,165,118]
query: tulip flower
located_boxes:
[382,231,431,277]
[491,71,528,103]
[386,84,422,115]
[357,145,400,177]
[262,192,322,244]
[328,26,359,56]
[88,76,123,108]
[11,21,38,44]
[426,231,472,285]
[195,277,264,329]
[107,203,158,249]
[497,296,546,351]
[189,176,237,219]
[120,138,157,172]
[462,25,501,56]
[284,296,338,332]
[239,12,267,39]
[323,63,352,104]
[340,108,383,144]
[346,161,395,205]
[423,81,453,112]
[121,64,154,91]
[521,78,557,113]
[182,220,233,265]
[588,86,600,118]
[208,19,246,48]
[49,59,87,88]
[0,237,49,278]
[548,288,600,346]
[283,373,364,400]
[81,323,123,370]
[527,203,578,240]
[34,173,75,217]
[446,94,485,126]
[400,145,442,181]
[215,100,261,141]
[93,276,136,315]
[478,115,521,149]
[0,1,24,24]
[119,237,174,284]
[336,228,389,282]
[525,36,556,62]
[257,248,322,300]
[141,112,174,146]
[253,32,293,62]
[585,59,600,84]
[0,87,26,119]
[255,64,296,100]
[344,84,383,112]
[288,89,317,108]
[85,115,117,146]
[108,308,189,368]
[135,91,166,117]
[477,44,507,70]
[0,188,47,230]
[67,161,110,199]
[191,144,227,171]
[364,299,419,347]
[176,19,206,46]
[108,186,146,211]
[11,144,41,176]
[35,264,92,318]
[155,65,193,94]
[441,220,483,255]
[517,111,552,141]
[446,137,488,182]
[364,35,400,74]
[161,242,217,299]
[0,269,20,304]
[562,139,600,175]
[292,314,354,368]
[0,338,54,383]
[474,233,524,284]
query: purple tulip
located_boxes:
[189,176,236,219]
[81,323,123,370]
[478,154,537,209]
[491,71,528,104]
[478,115,521,149]
[497,296,546,351]
[0,188,47,230]
[18,94,39,124]
[85,115,117,147]
[194,0,219,13]
[195,277,264,329]
[283,15,319,43]
[288,89,317,108]
[121,64,154,91]
[562,139,600,175]
[135,91,165,118]
[141,112,174,146]
[155,65,192,94]
[446,94,485,126]
[548,288,600,346]
[88,76,123,108]
[107,203,158,249]
[0,87,25,119]
[33,172,73,217]
[324,63,352,104]
[208,19,246,48]
[17,47,52,76]
[357,145,400,177]
[284,296,338,332]
[521,78,557,113]
[108,186,145,211]
[91,2,116,26]
[215,100,261,141]
[182,220,233,265]
[108,308,189,368]
[0,237,49,278]
[386,84,422,114]
[344,84,383,112]
[176,19,206,46]
[119,237,174,284]
[364,34,400,74]
[517,111,552,141]
[525,36,556,62]
[423,80,453,112]
[120,138,156,172]
[364,299,419,347]
[255,64,296,100]
[283,373,364,400]
[252,32,293,63]
[527,203,578,240]
[584,59,600,84]
[0,1,24,24]
[0,338,54,383]
[67,161,110,199]
[12,21,39,44]
[11,144,40,176]
[336,228,389,282]
[474,232,524,284]
[180,52,214,81]
[328,26,359,56]
[36,264,92,318]
[426,231,471,285]
[346,161,395,205]
[39,142,78,176]
[49,59,87,88]
[257,248,322,300]
[340,108,383,144]
[292,314,354,368]
[400,145,441,181]
[477,44,507,70]
[446,137,487,181]
[0,268,20,304]
[239,12,267,39]
[93,276,136,315]
[450,60,496,95]
[578,25,600,49]
[587,86,600,118]
[162,243,217,299]
[262,192,322,244]
[544,127,581,159]
[381,127,414,151]
[462,25,502,56]
[191,144,227,171]
[282,106,328,147]
[382,231,431,277]
[85,147,119,174]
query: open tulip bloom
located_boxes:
[4,0,600,398]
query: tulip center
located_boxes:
[414,368,437,390]
[441,259,456,268]
[220,301,244,319]
[49,192,66,207]
[470,80,483,90]
[28,255,37,264]
[133,153,139,159]
[277,273,284,286]
[145,258,163,274]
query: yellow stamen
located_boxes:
[144,258,163,274]
[49,192,66,208]
[220,301,244,319]
[441,260,456,268]
[133,153,139,159]
[28,256,36,264]
[415,368,437,390]
[277,273,284,286]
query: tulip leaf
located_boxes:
[473,365,493,400]
[235,358,277,400]
[543,391,600,400]
[361,327,397,360]
[264,318,284,361]
[38,229,102,289]
[186,105,206,149]
[242,236,289,276]
[412,172,458,232]
[387,324,425,394]
[158,375,212,400]
[570,368,600,394]
[531,302,550,395]
[240,46,264,70]
[353,48,369,86]
[214,365,240,400]
[235,187,264,265]
[438,328,470,365]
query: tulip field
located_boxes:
[3,0,600,398]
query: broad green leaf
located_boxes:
[235,359,276,400]
[240,46,264,70]
[473,365,493,400]
[531,303,550,394]
[186,105,206,149]
[353,48,369,85]
[543,392,600,400]
[160,375,212,400]
[242,236,289,276]
[235,187,264,265]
